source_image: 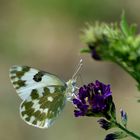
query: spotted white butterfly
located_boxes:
[9,60,82,128]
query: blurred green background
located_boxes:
[0,0,140,140]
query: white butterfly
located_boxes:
[9,60,82,128]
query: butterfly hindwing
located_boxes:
[9,65,66,100]
[20,86,66,128]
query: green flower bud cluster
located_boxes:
[81,13,140,89]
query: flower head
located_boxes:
[73,80,116,120]
[81,15,140,89]
[81,22,120,61]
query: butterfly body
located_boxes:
[10,65,76,128]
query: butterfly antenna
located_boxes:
[72,59,83,80]
[78,73,84,85]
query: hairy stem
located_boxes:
[114,121,140,140]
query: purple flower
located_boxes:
[105,132,127,140]
[105,133,118,140]
[98,119,114,130]
[89,44,101,60]
[120,108,127,127]
[73,80,116,120]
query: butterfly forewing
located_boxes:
[9,65,66,100]
[20,86,66,128]
[9,65,67,128]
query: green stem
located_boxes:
[112,59,140,91]
[114,121,140,140]
[112,59,136,81]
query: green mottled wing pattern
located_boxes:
[9,65,67,128]
[20,86,66,128]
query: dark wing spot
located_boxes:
[13,80,26,89]
[32,120,37,125]
[31,89,39,99]
[23,101,34,109]
[34,110,41,117]
[39,112,46,121]
[25,117,30,121]
[16,71,25,78]
[42,87,50,96]
[33,72,45,82]
[22,66,30,72]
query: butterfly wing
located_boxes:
[9,65,66,100]
[20,86,66,128]
[9,65,67,128]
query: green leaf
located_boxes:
[105,96,116,121]
[129,24,137,36]
[120,11,137,37]
[120,11,130,37]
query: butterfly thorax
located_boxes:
[66,79,76,101]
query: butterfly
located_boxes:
[9,60,82,129]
